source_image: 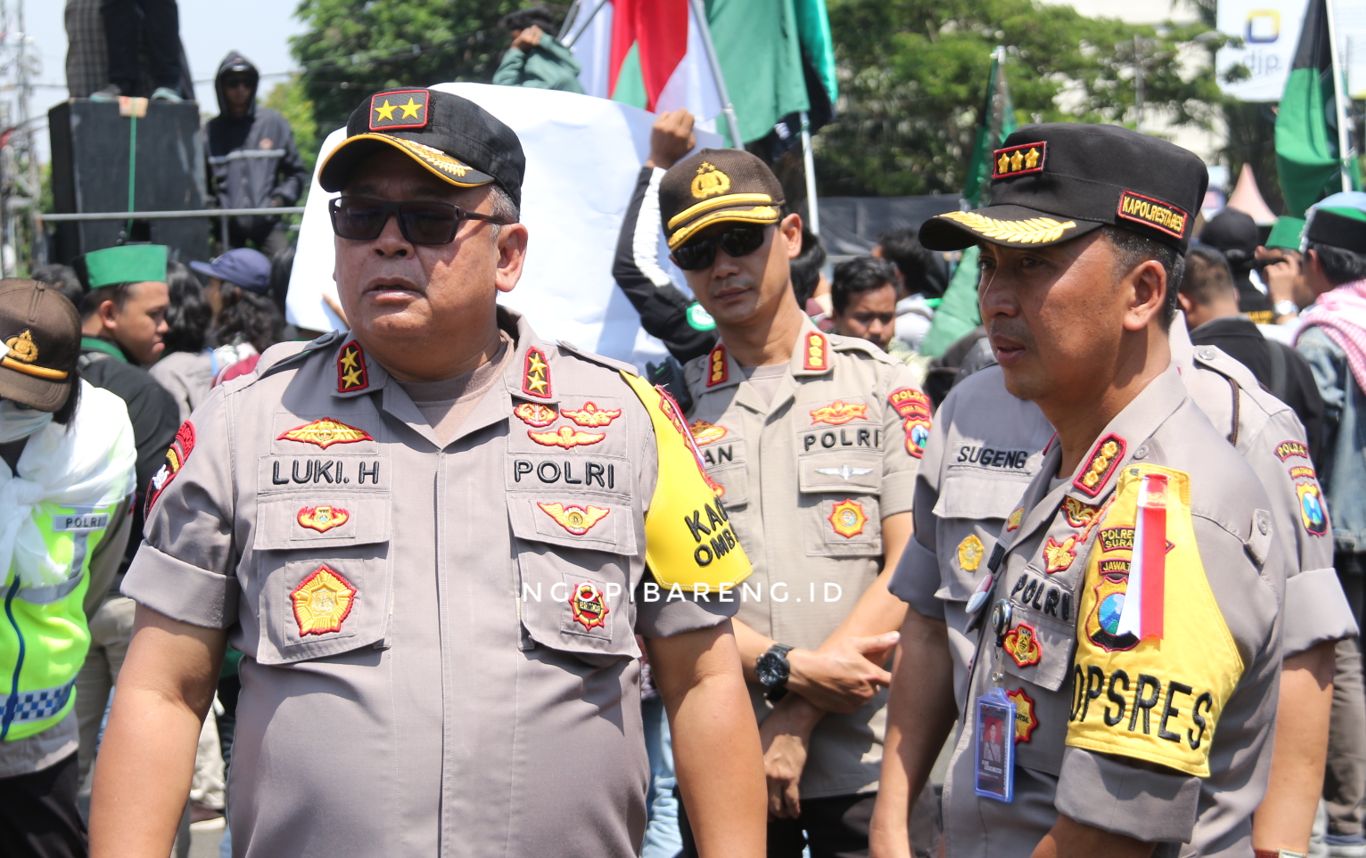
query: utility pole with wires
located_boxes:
[0,0,45,276]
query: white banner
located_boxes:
[285,83,719,369]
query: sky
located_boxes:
[15,0,308,161]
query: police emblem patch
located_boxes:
[1006,507,1023,532]
[296,505,350,534]
[522,347,552,399]
[528,426,606,449]
[513,402,558,428]
[1061,497,1102,530]
[3,329,39,363]
[1116,190,1189,240]
[1002,622,1042,668]
[1007,688,1039,743]
[810,401,868,426]
[147,419,195,515]
[278,418,374,449]
[538,502,610,536]
[336,341,369,392]
[368,89,430,131]
[1043,535,1078,575]
[291,564,357,636]
[888,388,932,459]
[690,161,731,200]
[828,499,868,539]
[957,534,985,573]
[1297,482,1329,536]
[1288,465,1317,481]
[1074,434,1126,497]
[1275,439,1310,461]
[561,402,622,428]
[568,582,610,631]
[690,420,728,445]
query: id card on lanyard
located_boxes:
[974,687,1016,802]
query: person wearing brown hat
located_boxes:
[658,147,929,855]
[0,279,136,858]
[90,87,764,858]
[872,124,1289,858]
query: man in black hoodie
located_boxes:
[204,52,309,254]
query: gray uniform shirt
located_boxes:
[123,311,741,858]
[683,322,925,799]
[895,364,1285,856]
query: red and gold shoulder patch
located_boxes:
[296,505,350,534]
[1074,434,1125,498]
[538,502,610,535]
[147,419,195,515]
[336,341,369,393]
[810,400,868,426]
[513,402,558,428]
[528,426,605,449]
[1043,535,1078,574]
[1002,622,1042,667]
[889,387,933,459]
[706,344,729,387]
[1116,190,1189,240]
[1061,496,1102,530]
[1297,482,1329,536]
[278,418,374,449]
[993,142,1046,179]
[561,401,621,428]
[522,347,552,399]
[828,499,868,539]
[368,88,430,131]
[1007,688,1039,743]
[568,582,610,631]
[689,420,728,445]
[291,564,357,636]
[1275,439,1310,461]
[803,332,830,372]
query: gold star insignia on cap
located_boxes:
[997,152,1010,173]
[1024,148,1040,169]
[368,89,431,131]
[374,99,397,122]
[1010,151,1024,171]
[992,141,1048,179]
[399,97,422,119]
[4,329,39,363]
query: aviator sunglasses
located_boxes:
[671,224,769,271]
[329,196,512,246]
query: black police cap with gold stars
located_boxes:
[318,87,526,207]
[658,148,786,250]
[921,124,1208,253]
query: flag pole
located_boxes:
[800,111,821,235]
[1324,0,1354,191]
[687,0,743,147]
[562,0,608,50]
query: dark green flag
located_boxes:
[1275,0,1359,217]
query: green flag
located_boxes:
[1275,0,1359,217]
[921,48,1016,358]
[705,0,838,145]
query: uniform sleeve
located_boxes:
[881,367,932,516]
[622,373,746,638]
[121,387,239,629]
[1244,410,1356,653]
[888,393,949,620]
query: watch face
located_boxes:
[757,650,789,687]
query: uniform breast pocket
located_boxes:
[996,594,1077,775]
[798,452,883,558]
[933,469,1032,601]
[508,496,642,666]
[251,494,392,665]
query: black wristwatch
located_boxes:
[756,643,794,702]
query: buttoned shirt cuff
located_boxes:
[1054,746,1200,844]
[121,541,239,629]
[635,582,740,639]
[1282,567,1359,655]
[887,536,944,620]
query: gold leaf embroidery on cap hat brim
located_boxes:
[940,211,1077,245]
[667,207,781,249]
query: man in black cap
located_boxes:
[0,279,135,858]
[660,146,929,856]
[90,87,764,858]
[871,124,1285,857]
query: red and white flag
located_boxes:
[1117,473,1168,642]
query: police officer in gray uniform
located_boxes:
[873,124,1287,857]
[87,88,767,858]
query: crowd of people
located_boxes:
[0,9,1363,858]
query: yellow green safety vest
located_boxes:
[1,498,119,742]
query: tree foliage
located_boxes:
[291,0,572,131]
[816,0,1233,196]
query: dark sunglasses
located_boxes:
[223,77,252,89]
[671,224,769,271]
[329,196,511,245]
